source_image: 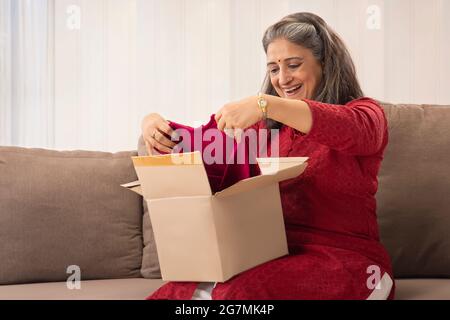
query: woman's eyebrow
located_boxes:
[266,56,304,66]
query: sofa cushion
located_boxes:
[377,103,450,278]
[394,279,450,300]
[0,147,143,285]
[0,278,165,300]
[137,136,162,279]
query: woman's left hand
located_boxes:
[214,95,263,142]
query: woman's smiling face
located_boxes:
[266,38,323,100]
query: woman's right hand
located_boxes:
[141,113,177,155]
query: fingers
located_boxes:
[214,111,222,123]
[157,120,178,141]
[141,113,181,155]
[217,116,227,132]
[234,128,243,144]
[144,139,152,155]
[216,112,242,142]
[148,130,176,154]
[149,119,180,153]
[155,127,178,149]
[143,127,179,155]
[149,136,172,154]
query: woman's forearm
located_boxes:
[265,95,313,134]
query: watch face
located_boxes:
[259,100,268,108]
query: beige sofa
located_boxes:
[1,101,449,300]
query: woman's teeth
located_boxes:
[285,84,302,96]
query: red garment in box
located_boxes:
[148,97,395,300]
[158,114,261,193]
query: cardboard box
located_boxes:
[122,152,308,282]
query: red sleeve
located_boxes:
[302,97,387,156]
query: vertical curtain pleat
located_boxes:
[9,0,50,147]
[0,0,12,145]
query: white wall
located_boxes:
[1,0,450,151]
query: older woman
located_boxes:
[141,12,394,300]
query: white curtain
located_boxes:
[0,0,52,147]
[0,0,12,146]
[1,0,450,152]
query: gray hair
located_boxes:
[261,12,364,128]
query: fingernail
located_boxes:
[171,131,180,140]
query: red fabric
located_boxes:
[147,97,395,300]
[157,114,261,193]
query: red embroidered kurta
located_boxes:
[148,97,395,300]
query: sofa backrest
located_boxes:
[377,102,450,278]
[0,147,143,285]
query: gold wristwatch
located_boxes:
[257,92,268,120]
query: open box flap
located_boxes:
[131,151,212,200]
[257,157,309,175]
[214,157,308,198]
[120,180,143,196]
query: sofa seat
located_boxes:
[0,278,166,300]
[394,279,450,300]
[2,278,450,300]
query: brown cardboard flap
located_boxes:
[120,180,143,196]
[214,158,308,198]
[257,157,309,175]
[132,151,212,199]
[132,152,203,166]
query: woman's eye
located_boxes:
[288,64,300,69]
[269,69,279,74]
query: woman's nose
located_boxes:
[278,68,293,85]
